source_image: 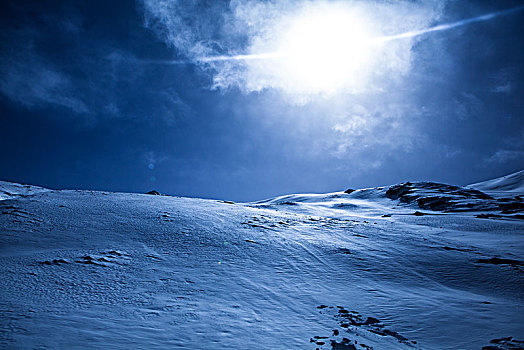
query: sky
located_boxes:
[0,0,523,202]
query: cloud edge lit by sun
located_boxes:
[142,0,449,100]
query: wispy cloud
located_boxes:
[141,0,445,100]
[485,150,524,164]
[490,68,516,94]
[484,132,524,165]
[0,42,89,114]
[0,28,192,125]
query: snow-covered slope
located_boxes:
[469,170,524,194]
[0,180,50,201]
[255,178,523,219]
[0,178,523,349]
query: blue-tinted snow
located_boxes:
[0,172,523,349]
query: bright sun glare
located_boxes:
[276,9,375,93]
[197,3,524,97]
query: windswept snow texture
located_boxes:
[469,170,524,195]
[0,181,50,201]
[1,172,523,349]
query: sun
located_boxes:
[240,3,382,96]
[276,8,375,93]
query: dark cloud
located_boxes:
[0,1,191,125]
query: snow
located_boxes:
[468,170,524,196]
[0,172,523,349]
[0,180,50,201]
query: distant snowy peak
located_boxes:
[0,181,50,201]
[468,170,524,193]
[383,181,496,212]
[254,179,523,218]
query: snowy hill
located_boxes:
[468,170,524,194]
[255,177,523,219]
[0,180,50,201]
[0,177,523,349]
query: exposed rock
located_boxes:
[476,257,523,266]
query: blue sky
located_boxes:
[0,0,523,201]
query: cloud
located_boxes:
[485,150,524,164]
[0,0,193,125]
[141,0,445,100]
[453,92,483,120]
[0,42,89,114]
[491,83,512,94]
[148,87,193,125]
[141,0,233,59]
[490,68,516,94]
[139,0,453,176]
[326,101,424,161]
[483,130,524,165]
[0,5,91,115]
[0,27,192,125]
